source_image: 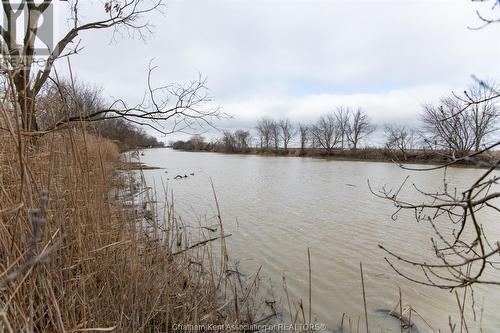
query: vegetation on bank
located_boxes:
[173,79,499,165]
[0,1,261,330]
[0,128,265,331]
[172,141,498,166]
[36,80,165,151]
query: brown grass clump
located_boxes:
[0,127,259,332]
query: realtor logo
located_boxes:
[1,1,54,57]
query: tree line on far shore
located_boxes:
[173,80,499,160]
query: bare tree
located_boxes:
[189,134,206,151]
[42,66,222,137]
[346,108,376,150]
[384,124,417,160]
[221,130,237,152]
[37,79,105,129]
[421,81,499,158]
[310,113,340,155]
[309,129,319,149]
[467,80,499,152]
[256,117,273,149]
[421,98,474,157]
[269,120,280,152]
[278,118,296,152]
[372,86,500,294]
[234,129,251,152]
[335,107,350,150]
[369,8,500,329]
[36,78,164,148]
[298,123,310,155]
[0,0,165,132]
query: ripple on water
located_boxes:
[139,149,500,332]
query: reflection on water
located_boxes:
[138,148,500,332]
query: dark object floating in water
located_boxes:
[141,152,145,156]
[345,183,356,187]
[174,174,189,179]
[374,309,419,333]
[190,172,195,176]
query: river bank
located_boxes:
[171,145,498,168]
[0,130,261,332]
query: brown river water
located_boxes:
[137,148,500,332]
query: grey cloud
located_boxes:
[54,0,499,141]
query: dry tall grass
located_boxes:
[0,126,261,332]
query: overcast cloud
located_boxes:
[60,0,500,143]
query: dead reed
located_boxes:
[0,126,261,332]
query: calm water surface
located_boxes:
[138,148,500,332]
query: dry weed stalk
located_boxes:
[0,97,262,332]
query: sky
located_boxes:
[53,0,500,145]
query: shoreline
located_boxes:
[169,147,496,169]
[0,131,262,331]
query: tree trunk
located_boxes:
[18,92,39,132]
[14,72,39,132]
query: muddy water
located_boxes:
[138,148,500,332]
